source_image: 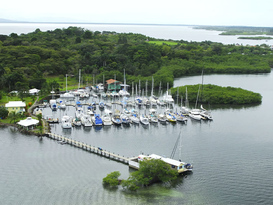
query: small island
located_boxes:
[237,36,273,40]
[170,84,262,105]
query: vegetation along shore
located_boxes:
[0,26,271,134]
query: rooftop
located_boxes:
[5,101,26,108]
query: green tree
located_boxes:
[121,159,178,191]
[103,171,121,187]
[0,106,9,119]
[9,111,20,124]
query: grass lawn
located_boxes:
[147,40,180,46]
[46,75,93,91]
[0,95,36,106]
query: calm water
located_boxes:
[1,72,273,205]
[1,24,273,204]
[0,23,272,46]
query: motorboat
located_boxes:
[58,100,66,109]
[129,154,193,173]
[111,110,122,125]
[99,102,105,110]
[87,106,94,115]
[174,112,188,123]
[102,114,112,126]
[200,105,213,120]
[135,97,143,106]
[140,114,149,125]
[92,114,103,126]
[120,113,131,125]
[165,109,177,123]
[158,113,167,123]
[61,116,72,129]
[148,109,158,123]
[60,92,75,99]
[118,89,130,97]
[72,117,81,127]
[81,114,93,127]
[49,99,57,111]
[130,113,140,124]
[188,109,203,121]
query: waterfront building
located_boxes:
[5,101,26,114]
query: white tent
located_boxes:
[17,117,39,130]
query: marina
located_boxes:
[1,23,273,205]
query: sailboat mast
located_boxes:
[151,76,154,96]
[66,74,68,93]
[139,80,141,96]
[145,80,148,97]
[78,69,81,89]
[124,69,126,92]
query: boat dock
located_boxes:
[46,133,130,164]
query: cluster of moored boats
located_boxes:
[43,100,212,130]
[41,84,212,129]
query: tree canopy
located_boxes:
[0,26,272,93]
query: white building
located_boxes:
[5,101,26,114]
[17,117,39,130]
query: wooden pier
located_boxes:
[46,133,130,164]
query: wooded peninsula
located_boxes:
[0,26,272,105]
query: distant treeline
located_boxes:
[195,26,273,35]
[170,84,262,105]
[0,26,272,94]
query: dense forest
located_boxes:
[0,26,272,95]
[170,84,262,105]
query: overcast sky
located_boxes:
[1,0,272,27]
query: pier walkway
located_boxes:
[46,133,130,164]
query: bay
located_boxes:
[0,22,272,45]
[1,24,273,204]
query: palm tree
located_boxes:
[9,111,20,124]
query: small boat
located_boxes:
[130,113,140,124]
[140,114,149,125]
[165,109,177,123]
[50,99,57,111]
[120,113,131,125]
[99,102,105,110]
[135,97,143,106]
[118,89,130,97]
[72,117,81,127]
[60,92,75,99]
[200,105,213,120]
[158,113,167,123]
[92,114,103,126]
[58,100,66,109]
[175,112,188,123]
[148,109,158,123]
[129,154,193,173]
[188,109,204,121]
[87,106,94,115]
[102,114,112,126]
[111,110,122,125]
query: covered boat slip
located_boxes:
[129,154,193,173]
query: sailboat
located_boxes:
[60,74,75,98]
